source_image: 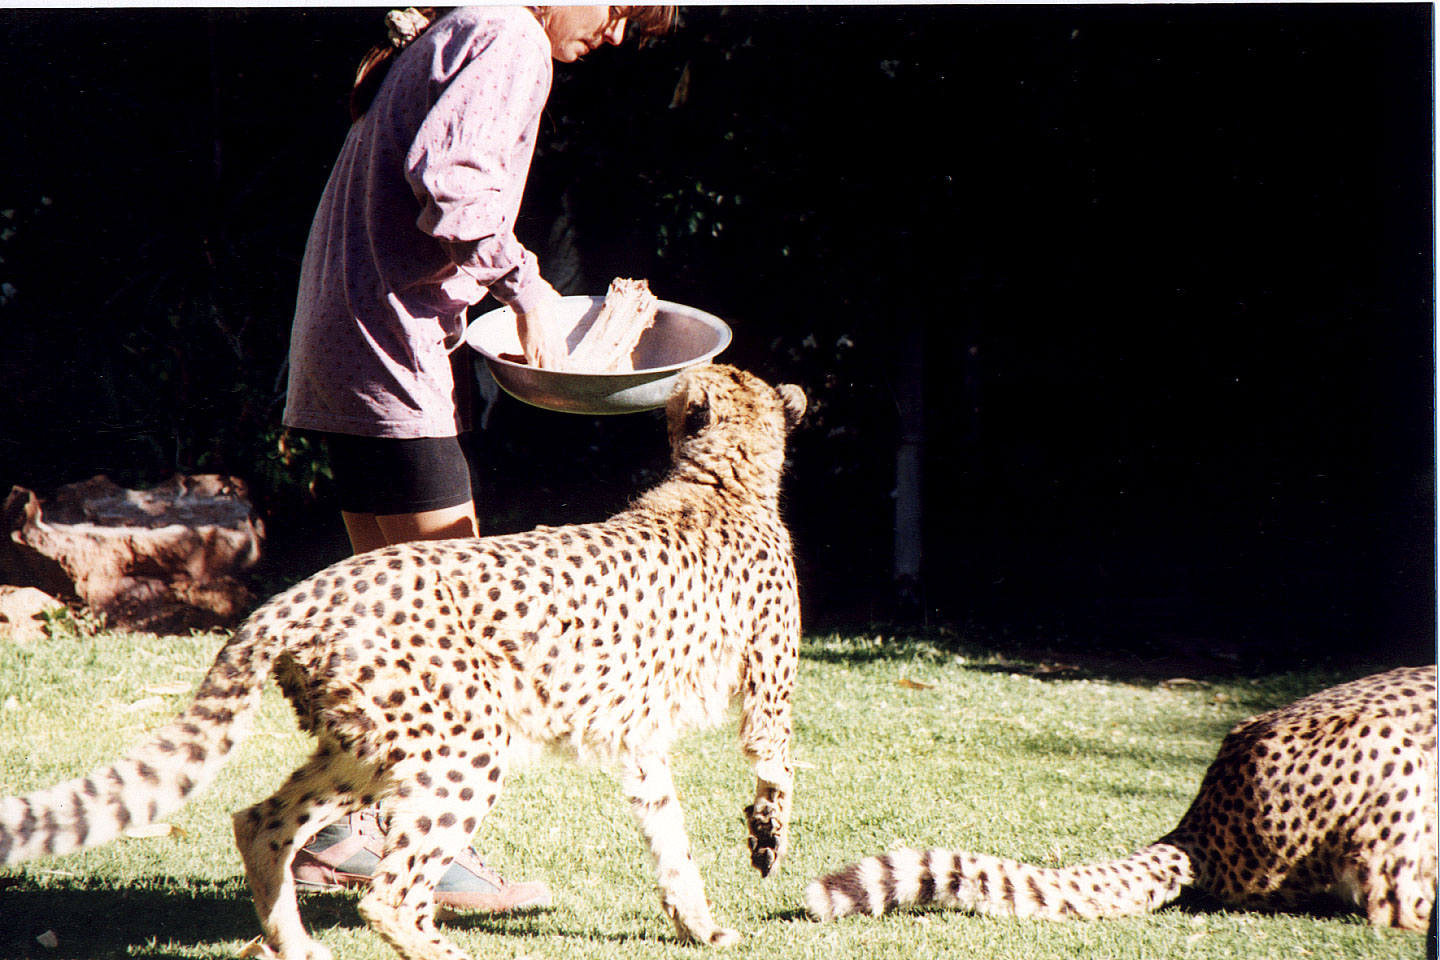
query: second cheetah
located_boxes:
[0,364,807,960]
[807,665,1436,931]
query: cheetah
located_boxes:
[807,665,1437,931]
[0,364,807,960]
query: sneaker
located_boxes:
[291,809,553,912]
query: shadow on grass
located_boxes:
[759,889,1371,927]
[0,879,678,958]
[1167,888,1369,923]
[800,630,1408,694]
[798,632,1244,686]
[0,881,368,959]
[442,910,678,945]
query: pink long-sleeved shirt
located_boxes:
[284,6,551,439]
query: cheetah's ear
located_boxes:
[667,373,712,447]
[776,384,807,428]
[683,390,712,438]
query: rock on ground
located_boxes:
[0,586,67,643]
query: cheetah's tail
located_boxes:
[805,842,1194,921]
[0,622,276,865]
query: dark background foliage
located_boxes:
[0,4,1432,668]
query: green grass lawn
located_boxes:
[0,625,1426,959]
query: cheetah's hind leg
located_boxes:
[623,752,740,947]
[234,743,385,960]
[1358,759,1437,931]
[356,765,501,960]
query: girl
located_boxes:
[283,5,676,912]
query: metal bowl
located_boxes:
[464,296,733,415]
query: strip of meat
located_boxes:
[567,277,659,372]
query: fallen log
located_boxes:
[0,474,265,633]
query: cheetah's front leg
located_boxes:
[738,632,797,878]
[743,757,792,878]
[622,752,739,947]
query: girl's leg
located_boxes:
[374,501,478,544]
[331,432,481,553]
[300,433,545,914]
[343,502,478,554]
[341,511,388,554]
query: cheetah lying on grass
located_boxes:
[0,365,807,960]
[807,665,1437,931]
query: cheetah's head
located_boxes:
[665,364,806,493]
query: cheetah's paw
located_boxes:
[743,799,788,877]
[707,927,741,948]
[236,935,332,960]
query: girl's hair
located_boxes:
[537,6,679,39]
[349,6,678,122]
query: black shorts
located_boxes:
[321,432,481,516]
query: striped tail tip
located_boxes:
[805,856,896,920]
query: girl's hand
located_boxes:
[516,289,570,370]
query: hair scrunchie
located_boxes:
[385,7,434,49]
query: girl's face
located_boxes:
[543,6,627,62]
